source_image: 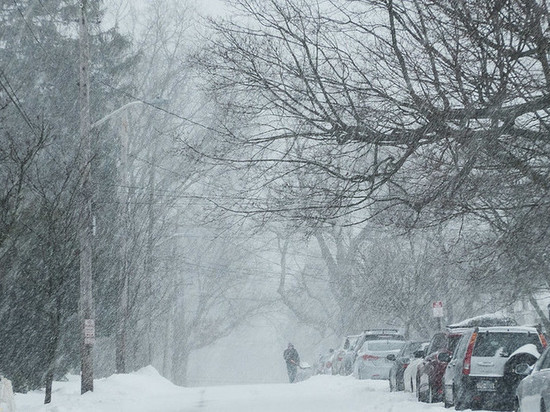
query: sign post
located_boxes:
[432,301,444,330]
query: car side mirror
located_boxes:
[386,354,396,362]
[514,363,532,376]
[413,350,424,359]
[437,352,452,363]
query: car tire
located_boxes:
[397,378,404,392]
[417,380,426,403]
[427,383,434,403]
[542,399,547,412]
[454,385,469,411]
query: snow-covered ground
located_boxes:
[15,366,491,412]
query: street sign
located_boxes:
[432,301,444,318]
[84,319,95,345]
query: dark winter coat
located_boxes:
[283,347,300,366]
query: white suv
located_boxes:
[442,325,546,410]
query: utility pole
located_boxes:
[79,0,94,394]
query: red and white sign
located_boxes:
[432,301,444,318]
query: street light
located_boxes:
[91,98,169,129]
[79,97,168,390]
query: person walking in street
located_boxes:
[283,343,300,383]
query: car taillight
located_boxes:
[540,333,548,349]
[362,354,380,360]
[462,331,477,375]
[337,357,343,361]
[403,363,409,368]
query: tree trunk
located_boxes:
[44,371,54,404]
[44,296,61,404]
[171,346,190,386]
[144,146,157,365]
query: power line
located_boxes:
[0,70,36,132]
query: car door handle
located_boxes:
[477,361,494,366]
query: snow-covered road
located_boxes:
[15,367,492,412]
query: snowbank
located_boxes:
[16,366,479,412]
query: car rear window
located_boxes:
[367,340,405,351]
[472,332,542,357]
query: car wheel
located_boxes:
[542,399,547,412]
[397,378,404,392]
[427,383,434,403]
[444,390,453,409]
[389,377,394,392]
[454,385,469,411]
[417,380,426,403]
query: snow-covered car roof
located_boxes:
[474,325,539,333]
[447,313,517,329]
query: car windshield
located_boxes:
[366,340,405,352]
[472,332,542,357]
[348,336,360,350]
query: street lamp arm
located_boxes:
[91,100,145,129]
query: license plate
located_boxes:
[476,380,496,391]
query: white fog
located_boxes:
[2,0,550,411]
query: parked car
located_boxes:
[340,334,364,375]
[354,339,405,380]
[332,334,362,375]
[348,329,406,375]
[404,343,429,393]
[314,348,335,375]
[416,329,466,403]
[388,340,429,392]
[443,325,546,410]
[515,345,550,412]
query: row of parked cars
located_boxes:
[317,315,550,411]
[402,316,548,411]
[314,328,407,379]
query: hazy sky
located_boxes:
[198,0,228,16]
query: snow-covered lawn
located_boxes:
[15,367,489,412]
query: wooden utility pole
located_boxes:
[79,0,94,394]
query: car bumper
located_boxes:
[357,362,392,380]
[460,376,517,408]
